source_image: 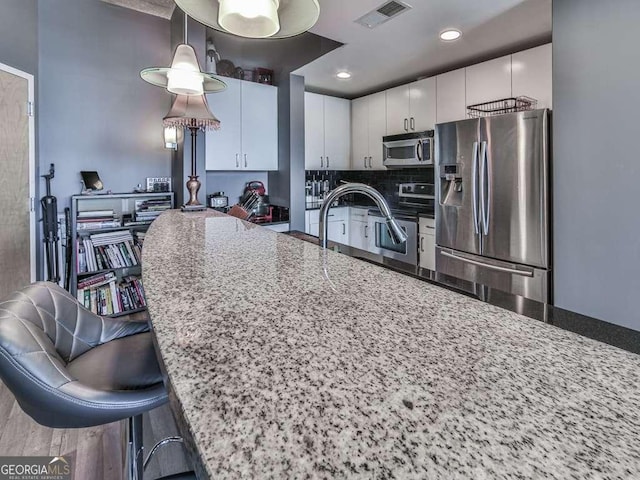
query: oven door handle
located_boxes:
[440,250,534,277]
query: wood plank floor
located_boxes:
[0,379,190,480]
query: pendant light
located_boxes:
[174,0,320,39]
[140,13,226,95]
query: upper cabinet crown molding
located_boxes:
[206,77,278,171]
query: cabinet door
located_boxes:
[351,97,369,170]
[327,220,345,244]
[419,233,436,271]
[305,92,325,169]
[410,77,436,132]
[512,44,552,110]
[368,91,387,170]
[465,55,512,106]
[323,96,351,170]
[205,78,242,170]
[385,84,410,135]
[349,221,368,250]
[241,81,278,170]
[436,68,466,124]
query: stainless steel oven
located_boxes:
[383,130,434,168]
[367,213,417,266]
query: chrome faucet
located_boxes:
[318,183,408,250]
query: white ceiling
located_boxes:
[294,0,552,98]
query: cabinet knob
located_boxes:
[326,156,330,168]
[368,157,373,169]
[244,153,247,168]
[364,157,367,169]
[404,118,408,132]
[320,156,323,168]
[235,154,239,168]
[410,117,415,131]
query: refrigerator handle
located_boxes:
[472,141,479,235]
[481,141,490,235]
[440,250,534,277]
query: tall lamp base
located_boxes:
[181,175,206,212]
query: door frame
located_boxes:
[0,62,36,282]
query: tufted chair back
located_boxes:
[0,282,167,428]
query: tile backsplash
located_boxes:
[305,168,434,208]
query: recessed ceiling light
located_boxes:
[336,71,352,79]
[440,29,462,41]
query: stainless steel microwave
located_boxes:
[382,130,434,168]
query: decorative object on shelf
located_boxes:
[255,67,273,84]
[140,12,226,95]
[146,177,172,193]
[163,94,221,211]
[467,96,537,118]
[215,58,235,77]
[205,37,220,74]
[174,0,320,39]
[80,171,104,192]
[164,126,178,150]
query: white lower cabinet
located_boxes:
[347,207,370,250]
[418,217,436,271]
[305,207,349,244]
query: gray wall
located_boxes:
[38,0,172,211]
[0,0,38,76]
[553,0,640,330]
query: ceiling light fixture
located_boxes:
[174,0,320,39]
[440,29,462,41]
[336,71,351,79]
[140,13,226,94]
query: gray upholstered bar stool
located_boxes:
[0,282,195,480]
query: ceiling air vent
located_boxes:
[354,0,412,29]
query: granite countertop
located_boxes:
[143,209,640,479]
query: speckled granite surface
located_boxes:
[143,210,640,479]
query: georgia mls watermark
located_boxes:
[0,456,72,480]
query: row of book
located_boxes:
[135,198,172,222]
[77,209,122,230]
[77,230,142,274]
[76,272,147,316]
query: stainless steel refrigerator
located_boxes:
[435,109,551,304]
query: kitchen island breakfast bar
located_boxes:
[142,210,640,479]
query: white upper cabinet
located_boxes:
[305,92,351,170]
[241,81,278,170]
[436,68,466,124]
[465,55,512,107]
[385,85,411,135]
[206,77,278,171]
[351,97,369,169]
[386,78,436,135]
[368,91,387,169]
[305,92,325,170]
[410,77,436,132]
[512,43,552,109]
[323,96,351,170]
[350,91,387,170]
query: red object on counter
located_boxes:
[250,206,273,223]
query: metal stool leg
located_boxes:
[126,415,144,480]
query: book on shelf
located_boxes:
[76,230,142,274]
[77,209,114,218]
[76,209,121,230]
[77,275,147,316]
[134,198,172,222]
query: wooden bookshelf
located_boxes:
[70,192,174,317]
